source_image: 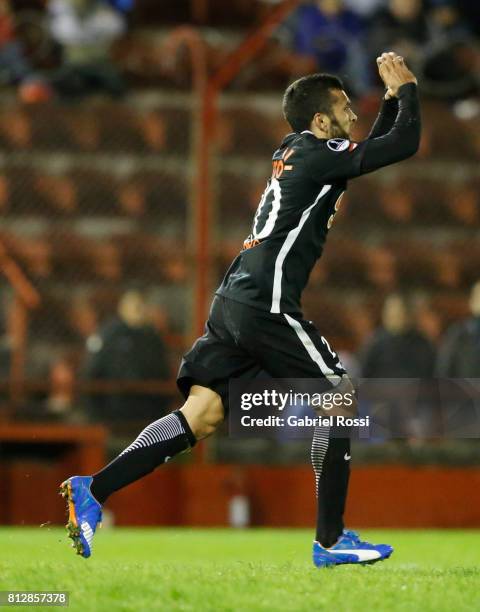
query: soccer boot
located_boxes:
[59,476,102,558]
[313,529,393,567]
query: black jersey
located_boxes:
[216,83,421,314]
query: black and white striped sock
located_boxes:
[312,425,351,548]
[311,425,330,495]
[90,410,196,504]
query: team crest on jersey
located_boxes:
[327,138,350,152]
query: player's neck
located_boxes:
[310,125,330,140]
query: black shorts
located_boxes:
[177,295,346,411]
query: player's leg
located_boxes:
[224,299,392,566]
[225,302,354,548]
[264,325,356,551]
[89,384,223,504]
[269,323,392,565]
[60,385,223,558]
[60,296,260,558]
[311,375,355,549]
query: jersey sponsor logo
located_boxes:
[327,138,351,152]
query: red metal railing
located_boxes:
[194,0,299,336]
[0,238,40,411]
[163,27,208,341]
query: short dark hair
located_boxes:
[282,73,344,133]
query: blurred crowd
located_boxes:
[364,283,480,379]
[0,0,478,104]
[0,0,130,101]
[0,288,174,427]
[0,0,478,439]
[271,0,479,101]
[2,281,480,432]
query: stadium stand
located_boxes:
[0,0,478,423]
[0,99,479,371]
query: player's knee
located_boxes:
[181,386,224,440]
[336,376,358,416]
[314,376,357,418]
[198,395,224,437]
[190,398,224,439]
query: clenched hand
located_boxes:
[377,52,418,100]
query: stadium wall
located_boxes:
[1,463,480,528]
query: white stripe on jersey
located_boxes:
[283,313,341,384]
[270,184,332,313]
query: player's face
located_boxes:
[328,90,357,139]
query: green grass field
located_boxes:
[0,528,479,611]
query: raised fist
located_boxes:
[377,52,417,99]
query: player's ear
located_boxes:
[311,112,330,136]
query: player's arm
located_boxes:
[367,53,402,139]
[367,97,398,139]
[307,54,421,181]
[361,52,420,170]
[359,80,420,174]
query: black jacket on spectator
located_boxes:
[361,328,436,378]
[367,8,429,59]
[84,318,170,422]
[437,317,480,378]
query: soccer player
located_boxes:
[60,52,420,566]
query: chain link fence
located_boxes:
[0,93,196,427]
[0,68,479,451]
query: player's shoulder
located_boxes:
[277,130,322,150]
[279,130,359,159]
[304,133,359,153]
[280,130,358,152]
[274,132,361,180]
[275,131,303,153]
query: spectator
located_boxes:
[456,0,480,36]
[413,295,443,345]
[83,290,171,423]
[0,0,33,85]
[437,281,480,377]
[46,356,76,418]
[368,0,429,67]
[107,0,133,13]
[427,0,472,41]
[360,294,437,378]
[360,294,437,439]
[436,281,480,435]
[343,0,386,18]
[48,0,126,99]
[420,0,479,100]
[277,0,371,95]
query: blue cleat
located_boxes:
[59,476,102,558]
[313,530,393,568]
